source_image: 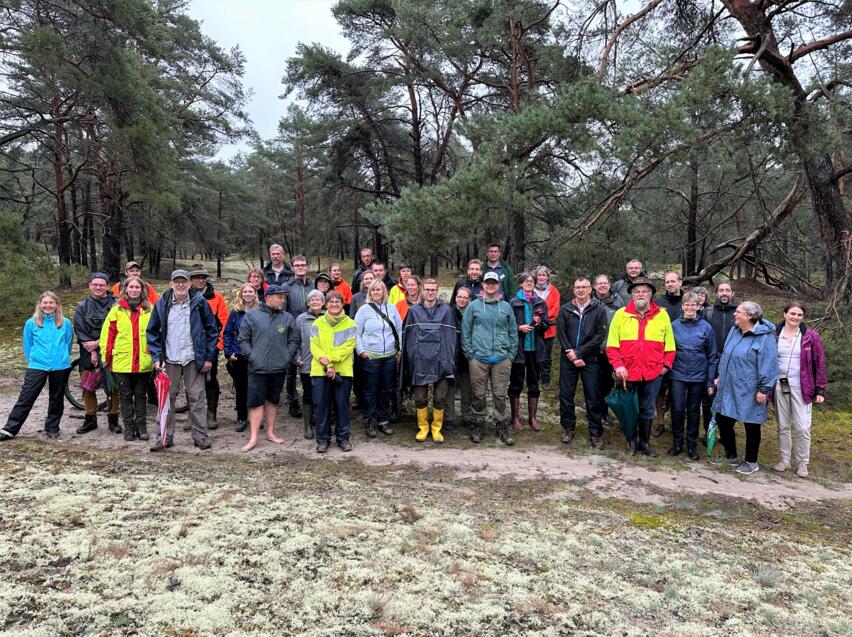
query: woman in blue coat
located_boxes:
[1,292,74,440]
[712,301,778,475]
[669,292,718,460]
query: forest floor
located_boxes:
[0,258,849,636]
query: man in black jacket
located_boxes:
[450,259,484,305]
[351,247,375,295]
[262,244,293,286]
[700,280,737,433]
[655,271,684,321]
[556,277,609,448]
[74,273,120,435]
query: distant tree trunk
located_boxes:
[509,206,526,268]
[216,189,223,278]
[52,97,71,288]
[68,179,80,265]
[84,181,96,271]
[685,158,699,275]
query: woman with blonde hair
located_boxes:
[1,292,74,440]
[355,279,402,437]
[100,276,155,441]
[224,283,260,432]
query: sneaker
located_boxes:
[377,421,393,436]
[795,463,809,478]
[339,439,353,452]
[773,461,790,473]
[735,461,759,475]
[561,430,575,445]
[46,430,60,439]
[316,441,329,454]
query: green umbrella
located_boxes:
[605,381,639,443]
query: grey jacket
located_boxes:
[238,303,300,374]
[295,310,321,370]
[283,277,315,319]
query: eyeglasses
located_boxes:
[293,263,307,268]
[573,285,590,289]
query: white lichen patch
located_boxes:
[0,457,849,637]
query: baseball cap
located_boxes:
[482,272,500,283]
[170,269,190,281]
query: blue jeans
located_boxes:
[360,356,396,423]
[631,375,665,420]
[312,376,353,444]
[670,379,705,448]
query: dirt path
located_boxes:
[3,383,849,510]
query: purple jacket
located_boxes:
[774,324,827,404]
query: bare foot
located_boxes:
[266,433,284,444]
[241,438,258,452]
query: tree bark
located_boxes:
[51,97,71,287]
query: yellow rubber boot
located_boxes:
[415,407,430,442]
[431,408,444,445]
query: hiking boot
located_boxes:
[150,440,164,452]
[510,396,524,431]
[194,438,211,450]
[735,461,759,475]
[590,436,603,450]
[561,430,575,445]
[76,415,98,435]
[235,420,248,433]
[46,430,60,440]
[365,418,377,439]
[107,413,122,434]
[137,429,149,442]
[206,409,218,430]
[527,396,540,431]
[339,439,353,452]
[773,460,790,473]
[687,446,699,461]
[470,423,482,444]
[497,421,514,446]
[377,421,393,436]
[316,440,329,454]
[123,426,135,442]
[303,403,315,439]
[667,445,682,457]
[795,463,809,478]
[164,438,173,448]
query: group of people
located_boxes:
[0,250,828,478]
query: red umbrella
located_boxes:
[154,369,171,446]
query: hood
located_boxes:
[202,282,216,299]
[749,318,775,336]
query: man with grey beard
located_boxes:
[605,277,676,457]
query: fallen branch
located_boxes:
[684,171,809,284]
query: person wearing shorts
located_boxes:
[238,284,300,452]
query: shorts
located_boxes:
[247,372,287,408]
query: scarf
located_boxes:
[324,311,345,327]
[516,290,535,352]
[535,282,549,292]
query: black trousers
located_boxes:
[508,351,541,398]
[670,379,704,449]
[541,337,555,385]
[597,356,615,419]
[205,353,220,407]
[286,362,299,405]
[226,358,249,421]
[716,414,762,463]
[115,372,150,433]
[3,368,67,436]
[559,358,603,437]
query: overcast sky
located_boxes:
[187,0,350,157]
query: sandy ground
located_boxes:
[3,378,849,511]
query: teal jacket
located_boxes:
[461,297,518,363]
[23,315,74,371]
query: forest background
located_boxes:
[0,0,850,395]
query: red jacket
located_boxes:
[606,301,675,381]
[536,285,561,340]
